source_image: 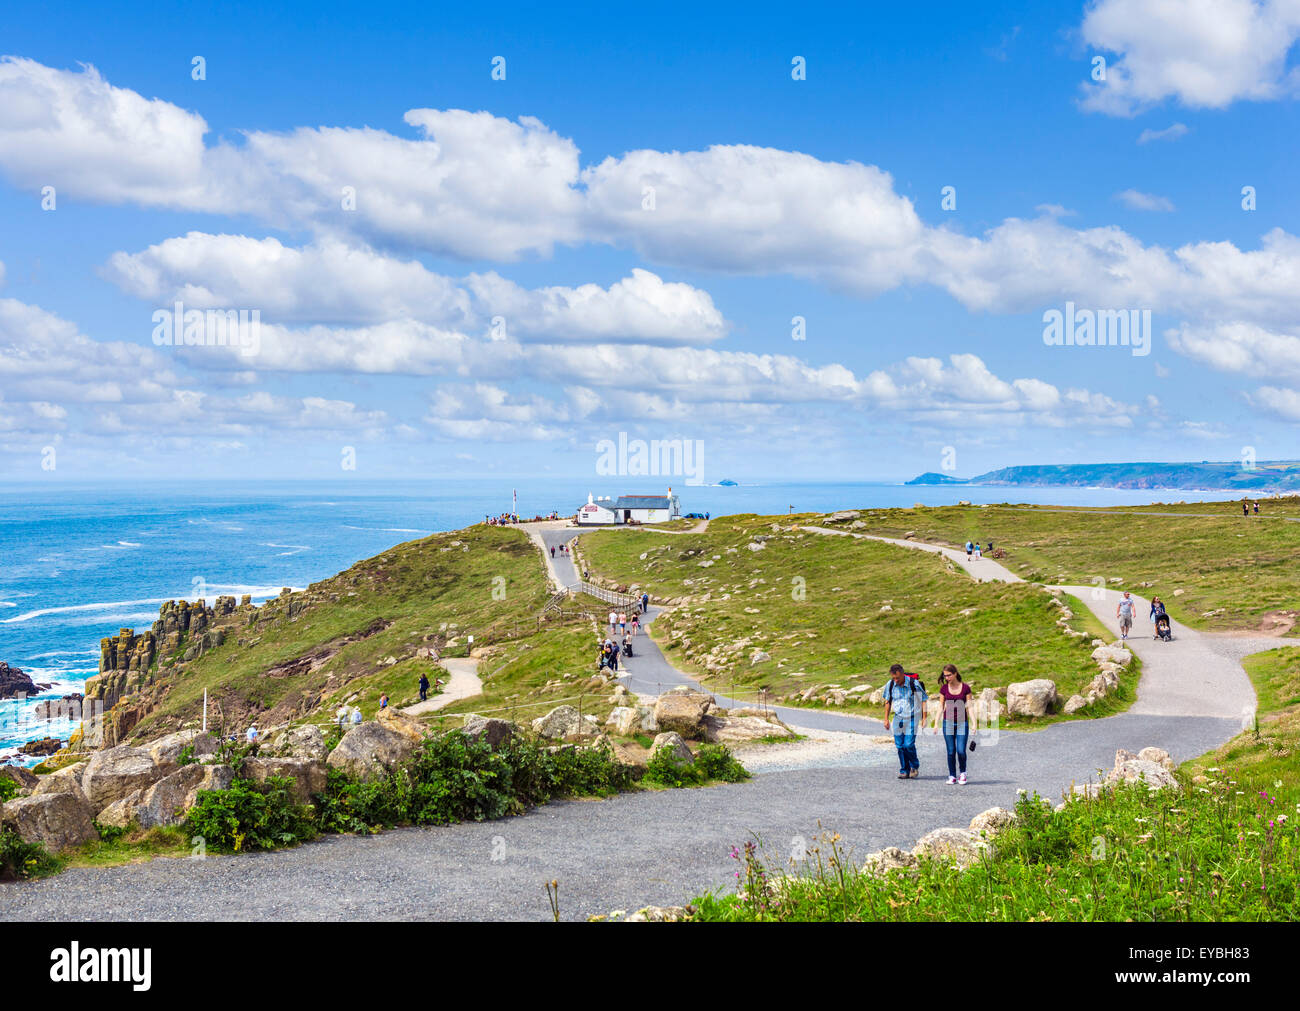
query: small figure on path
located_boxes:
[418,672,430,702]
[1116,591,1136,640]
[618,611,627,633]
[965,540,973,560]
[973,542,982,559]
[641,591,650,614]
[622,634,633,657]
[631,614,640,636]
[1254,501,1260,515]
[939,664,972,785]
[550,545,555,558]
[882,664,926,780]
[246,723,259,745]
[608,609,617,635]
[1242,499,1250,517]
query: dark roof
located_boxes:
[613,496,672,509]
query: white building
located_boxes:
[575,489,681,525]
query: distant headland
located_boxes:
[907,460,1300,493]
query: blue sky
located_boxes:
[1,0,1297,484]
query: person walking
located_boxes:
[965,540,973,560]
[973,542,982,560]
[1254,501,1260,515]
[550,545,555,558]
[938,664,972,785]
[882,663,926,779]
[618,611,627,633]
[1242,499,1249,517]
[641,591,650,614]
[1116,591,1136,640]
[246,723,259,745]
[608,641,619,672]
[631,614,640,636]
[608,609,617,635]
[418,672,430,702]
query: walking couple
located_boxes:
[882,663,975,784]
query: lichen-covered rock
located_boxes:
[911,827,988,868]
[1063,694,1088,714]
[531,705,601,740]
[649,732,693,764]
[31,763,90,804]
[326,722,416,781]
[1091,644,1133,667]
[862,846,919,877]
[240,757,325,806]
[0,764,38,791]
[604,707,641,737]
[653,692,711,738]
[1108,749,1178,791]
[968,807,1017,837]
[80,746,163,813]
[0,792,98,852]
[1006,679,1058,717]
[703,715,787,744]
[264,724,329,762]
[146,730,216,768]
[1137,746,1175,771]
[459,715,515,750]
[375,706,427,745]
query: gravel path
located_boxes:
[402,658,482,716]
[3,521,1288,921]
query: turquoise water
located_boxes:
[0,479,1238,763]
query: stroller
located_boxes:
[622,637,633,658]
[1154,612,1173,642]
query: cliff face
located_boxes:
[0,661,40,699]
[82,593,256,746]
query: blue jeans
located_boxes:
[893,724,919,773]
[943,726,968,777]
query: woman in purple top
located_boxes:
[939,663,973,785]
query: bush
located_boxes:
[316,732,637,834]
[183,776,317,852]
[0,777,18,803]
[644,743,750,788]
[0,826,60,880]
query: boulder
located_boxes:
[703,715,787,744]
[31,763,89,804]
[531,705,601,740]
[968,807,1016,837]
[649,732,693,764]
[326,722,417,781]
[240,757,326,806]
[0,764,38,791]
[138,763,235,827]
[624,905,691,922]
[749,650,771,665]
[80,746,163,813]
[145,730,216,767]
[95,790,144,830]
[637,705,659,734]
[459,715,515,750]
[1109,749,1178,791]
[1006,679,1058,717]
[1063,694,1089,715]
[376,706,428,745]
[0,792,98,852]
[604,707,641,737]
[862,846,918,877]
[653,692,712,738]
[1137,746,1175,771]
[265,724,328,762]
[1091,645,1133,667]
[911,827,988,868]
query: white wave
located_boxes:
[342,525,429,534]
[262,543,310,556]
[0,597,171,624]
[0,602,15,609]
[117,540,142,547]
[23,649,98,659]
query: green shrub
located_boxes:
[177,743,197,767]
[0,826,60,880]
[644,743,750,788]
[183,776,317,852]
[94,820,126,844]
[0,777,18,803]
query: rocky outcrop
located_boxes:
[146,731,216,767]
[32,763,90,804]
[326,722,416,781]
[263,725,328,762]
[1006,679,1058,717]
[19,737,62,757]
[703,715,789,744]
[375,706,427,745]
[1108,748,1179,791]
[0,764,38,791]
[0,661,39,699]
[862,846,919,877]
[604,707,641,737]
[968,807,1016,837]
[0,793,98,852]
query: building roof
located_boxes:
[613,496,672,510]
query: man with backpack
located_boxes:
[882,664,927,780]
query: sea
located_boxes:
[0,478,1240,765]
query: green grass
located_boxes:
[65,826,193,868]
[582,515,1133,725]
[124,525,555,741]
[691,780,1299,921]
[835,499,1300,632]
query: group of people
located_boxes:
[549,542,572,559]
[964,540,993,560]
[881,663,976,784]
[1115,590,1168,641]
[1241,499,1261,517]
[597,595,652,672]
